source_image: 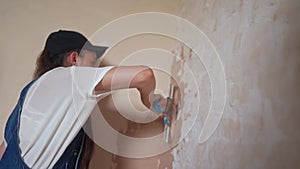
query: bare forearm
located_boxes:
[0,141,5,159]
[95,65,157,108]
[137,76,156,108]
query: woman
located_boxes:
[0,30,165,168]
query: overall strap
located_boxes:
[4,79,38,147]
[1,78,87,169]
[53,129,86,169]
[1,79,38,169]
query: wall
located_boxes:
[2,0,299,169]
[172,0,300,169]
[0,0,178,140]
[0,0,179,168]
[89,34,178,169]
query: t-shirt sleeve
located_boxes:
[71,66,115,99]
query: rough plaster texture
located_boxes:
[171,0,300,168]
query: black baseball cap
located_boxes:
[45,30,108,58]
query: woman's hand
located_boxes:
[149,93,168,114]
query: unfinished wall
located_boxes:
[172,0,300,168]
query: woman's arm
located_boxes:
[0,141,5,160]
[95,66,156,108]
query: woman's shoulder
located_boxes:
[37,67,73,84]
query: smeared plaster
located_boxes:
[171,0,300,168]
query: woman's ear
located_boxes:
[66,51,78,66]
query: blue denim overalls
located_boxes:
[0,80,86,169]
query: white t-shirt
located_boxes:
[15,66,114,169]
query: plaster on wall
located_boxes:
[171,0,300,168]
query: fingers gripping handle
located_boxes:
[153,84,174,143]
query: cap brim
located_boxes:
[90,45,108,58]
[84,44,109,58]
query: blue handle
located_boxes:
[163,116,168,125]
[153,98,164,113]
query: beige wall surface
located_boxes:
[0,0,178,140]
[172,0,300,169]
[0,0,179,168]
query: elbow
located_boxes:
[136,67,155,88]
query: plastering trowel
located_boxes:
[153,84,175,143]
